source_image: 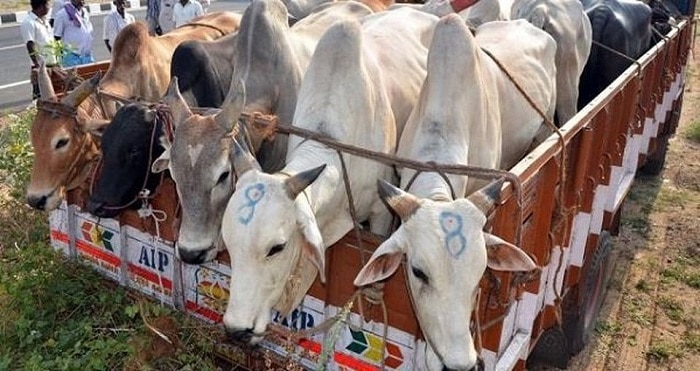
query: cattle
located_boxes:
[150,0,376,264]
[219,7,438,342]
[87,103,169,218]
[25,12,241,211]
[353,15,549,371]
[509,0,592,124]
[25,62,103,211]
[422,0,591,125]
[420,0,505,27]
[578,0,652,108]
[98,12,242,117]
[170,32,238,108]
[282,0,395,22]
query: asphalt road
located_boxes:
[0,0,248,110]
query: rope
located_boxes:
[591,40,643,74]
[239,112,524,244]
[177,22,227,38]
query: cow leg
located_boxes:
[556,70,579,125]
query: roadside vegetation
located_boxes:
[0,108,223,370]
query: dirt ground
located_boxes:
[563,25,700,371]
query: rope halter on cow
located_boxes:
[35,63,103,191]
[89,104,174,219]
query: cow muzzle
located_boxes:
[225,327,265,344]
[26,188,60,211]
[178,247,210,264]
[442,356,484,371]
[87,200,122,218]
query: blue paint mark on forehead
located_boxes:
[238,183,266,225]
[439,211,467,258]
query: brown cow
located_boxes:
[26,12,242,211]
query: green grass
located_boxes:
[685,121,700,143]
[658,297,685,322]
[647,340,683,362]
[0,109,222,370]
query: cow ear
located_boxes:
[152,147,171,174]
[296,198,326,282]
[354,233,405,287]
[484,233,537,271]
[164,77,192,126]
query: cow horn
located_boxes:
[163,77,191,127]
[284,165,326,199]
[216,78,246,132]
[467,178,505,214]
[377,179,420,222]
[37,60,57,101]
[61,71,102,108]
[232,138,261,176]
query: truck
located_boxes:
[46,4,697,370]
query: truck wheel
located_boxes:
[565,231,615,354]
[639,135,669,176]
[527,327,570,369]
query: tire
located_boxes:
[527,327,570,369]
[565,231,615,354]
[639,135,669,176]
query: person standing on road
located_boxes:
[146,0,162,35]
[53,0,94,67]
[20,0,57,100]
[49,0,64,27]
[159,0,177,34]
[103,0,135,53]
[173,0,204,28]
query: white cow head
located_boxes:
[220,141,326,342]
[354,179,537,371]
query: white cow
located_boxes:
[421,0,592,125]
[510,0,592,124]
[421,0,507,27]
[151,0,375,264]
[354,15,550,371]
[220,8,438,341]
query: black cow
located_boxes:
[649,0,684,43]
[578,0,652,108]
[170,32,238,108]
[87,103,167,218]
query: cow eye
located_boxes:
[217,171,230,186]
[55,138,69,149]
[411,265,430,285]
[267,243,286,258]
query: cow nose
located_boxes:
[226,327,255,343]
[178,248,207,264]
[27,195,47,210]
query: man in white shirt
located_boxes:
[21,0,57,99]
[54,0,94,67]
[49,0,64,27]
[103,0,135,53]
[173,0,204,28]
[159,0,177,34]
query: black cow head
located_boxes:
[88,103,165,218]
